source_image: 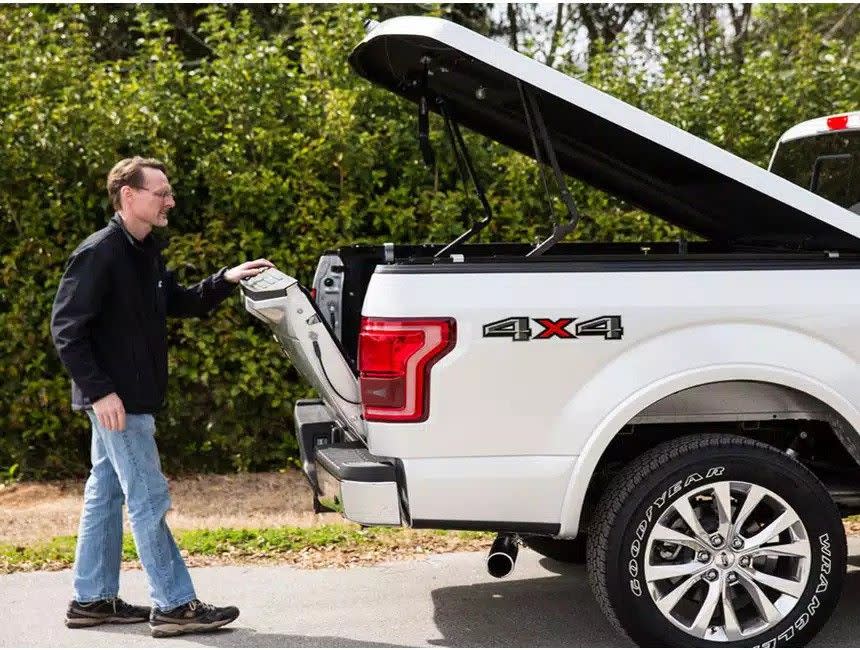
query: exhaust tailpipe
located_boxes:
[487,534,519,578]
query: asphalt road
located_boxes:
[3,541,860,647]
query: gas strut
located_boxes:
[433,100,494,259]
[517,80,581,257]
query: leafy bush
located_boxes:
[0,4,855,478]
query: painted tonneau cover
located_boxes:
[349,17,860,252]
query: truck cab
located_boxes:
[769,111,860,214]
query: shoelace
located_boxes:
[188,599,216,612]
[105,597,127,614]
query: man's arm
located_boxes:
[165,258,273,318]
[51,244,127,430]
[51,245,116,403]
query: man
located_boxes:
[50,157,273,637]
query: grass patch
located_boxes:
[0,524,494,573]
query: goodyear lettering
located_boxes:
[627,467,725,597]
[684,472,703,488]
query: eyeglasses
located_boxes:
[135,186,174,200]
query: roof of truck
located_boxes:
[349,17,860,251]
[776,111,860,144]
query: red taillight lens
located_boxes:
[827,115,849,130]
[358,317,456,422]
[310,288,317,302]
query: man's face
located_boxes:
[127,167,175,228]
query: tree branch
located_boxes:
[825,3,858,40]
[506,3,519,52]
[545,3,564,67]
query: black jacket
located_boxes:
[50,214,236,413]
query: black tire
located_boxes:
[522,535,587,564]
[586,434,846,647]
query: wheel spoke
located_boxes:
[673,496,710,541]
[651,522,705,551]
[645,560,704,582]
[733,484,766,535]
[713,482,733,540]
[744,567,805,598]
[739,573,784,624]
[721,580,743,641]
[744,510,799,549]
[755,540,809,559]
[655,573,700,616]
[689,577,721,636]
[644,478,810,641]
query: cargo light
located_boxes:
[827,115,849,130]
[358,317,456,422]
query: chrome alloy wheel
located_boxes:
[643,480,811,642]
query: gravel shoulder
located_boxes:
[0,471,334,546]
[0,471,492,571]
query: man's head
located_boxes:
[107,157,175,233]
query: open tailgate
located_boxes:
[241,268,366,441]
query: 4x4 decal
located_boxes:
[483,316,623,341]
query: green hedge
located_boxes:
[0,5,855,479]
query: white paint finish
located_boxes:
[402,456,575,523]
[340,480,401,526]
[775,111,860,144]
[362,267,860,530]
[358,17,860,242]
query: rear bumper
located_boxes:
[316,443,402,526]
[295,400,402,526]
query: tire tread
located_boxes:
[585,433,841,645]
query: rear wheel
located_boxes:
[587,434,846,647]
[522,535,586,564]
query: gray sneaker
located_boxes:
[65,597,150,628]
[149,599,239,637]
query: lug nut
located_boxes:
[710,534,724,547]
[705,569,718,581]
[732,537,744,550]
[727,571,738,583]
[740,556,751,568]
[697,551,711,562]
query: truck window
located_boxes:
[770,130,860,212]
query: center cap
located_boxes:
[717,550,736,568]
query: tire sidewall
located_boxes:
[606,449,845,647]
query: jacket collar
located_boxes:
[110,213,165,253]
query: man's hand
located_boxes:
[225,259,275,283]
[93,392,126,432]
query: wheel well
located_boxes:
[577,381,860,533]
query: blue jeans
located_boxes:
[72,411,196,610]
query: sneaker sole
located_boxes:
[65,616,149,628]
[150,616,238,638]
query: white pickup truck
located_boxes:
[241,17,860,647]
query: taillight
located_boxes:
[827,115,849,130]
[358,317,456,422]
[310,288,317,302]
